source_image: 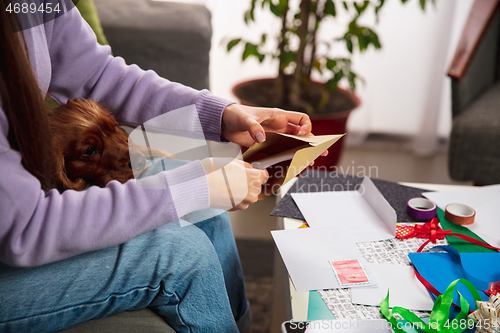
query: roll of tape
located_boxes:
[407,198,437,220]
[444,203,476,225]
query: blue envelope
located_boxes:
[409,246,500,310]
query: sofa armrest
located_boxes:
[448,2,500,117]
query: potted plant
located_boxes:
[227,0,430,168]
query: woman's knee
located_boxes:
[146,223,221,274]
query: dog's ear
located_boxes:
[53,148,88,191]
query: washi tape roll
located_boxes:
[407,198,437,220]
[444,203,476,225]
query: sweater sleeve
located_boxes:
[0,117,210,267]
[46,6,234,141]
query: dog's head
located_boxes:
[49,98,147,191]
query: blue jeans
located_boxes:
[0,160,250,333]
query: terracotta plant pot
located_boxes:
[232,78,361,169]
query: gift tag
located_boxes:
[330,258,370,287]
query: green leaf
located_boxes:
[280,50,295,69]
[419,0,426,10]
[279,0,288,10]
[333,70,344,84]
[368,28,381,49]
[244,10,251,24]
[261,34,267,45]
[348,72,357,90]
[269,0,287,17]
[242,42,262,61]
[353,1,369,16]
[344,35,353,53]
[244,0,257,24]
[227,38,241,52]
[270,3,280,16]
[342,1,349,11]
[326,58,336,70]
[358,34,368,52]
[313,59,323,75]
[375,0,385,19]
[325,71,344,91]
[324,0,336,17]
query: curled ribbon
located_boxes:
[468,293,500,333]
[381,279,482,333]
[486,282,500,297]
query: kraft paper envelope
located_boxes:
[243,132,344,199]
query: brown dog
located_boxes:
[49,98,170,191]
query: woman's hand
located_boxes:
[221,104,312,147]
[201,158,269,211]
[221,104,328,162]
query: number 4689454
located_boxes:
[6,2,61,14]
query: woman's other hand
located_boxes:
[201,158,269,211]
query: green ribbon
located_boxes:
[380,279,482,333]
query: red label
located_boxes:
[330,259,370,286]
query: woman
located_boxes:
[0,0,313,332]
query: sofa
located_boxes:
[94,0,211,91]
[61,0,213,331]
[447,0,500,185]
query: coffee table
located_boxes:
[269,178,472,331]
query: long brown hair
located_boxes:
[0,0,56,190]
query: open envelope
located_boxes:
[243,132,344,199]
[291,177,397,242]
[272,178,397,291]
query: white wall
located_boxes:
[179,0,475,144]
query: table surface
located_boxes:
[275,178,473,322]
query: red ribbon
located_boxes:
[413,218,451,244]
[395,217,500,252]
[410,218,500,308]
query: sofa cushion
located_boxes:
[449,82,500,184]
[60,308,176,333]
[94,0,211,90]
[74,0,109,46]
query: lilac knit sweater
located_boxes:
[0,7,233,267]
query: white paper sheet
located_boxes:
[422,185,500,246]
[303,319,393,332]
[272,226,377,291]
[291,177,397,242]
[350,264,434,311]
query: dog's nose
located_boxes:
[129,152,147,172]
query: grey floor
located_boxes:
[230,135,471,240]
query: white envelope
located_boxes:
[350,264,434,311]
[290,177,397,242]
[272,226,377,292]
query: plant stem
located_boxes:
[306,0,323,81]
[289,0,311,110]
[277,1,289,106]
